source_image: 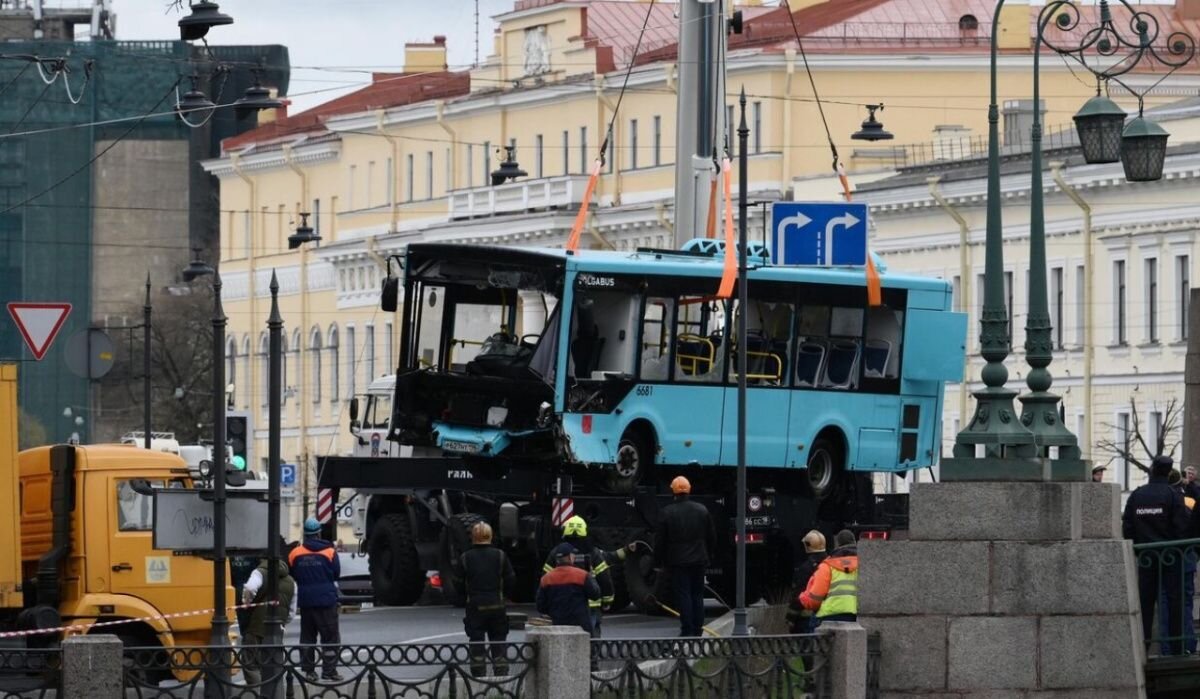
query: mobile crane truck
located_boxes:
[0,363,231,665]
[317,242,958,613]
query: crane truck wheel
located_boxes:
[368,513,425,606]
[438,512,487,608]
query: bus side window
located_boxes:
[795,305,830,387]
[640,297,674,381]
[824,307,864,389]
[864,307,904,379]
[728,299,792,385]
[570,290,640,380]
[676,297,725,383]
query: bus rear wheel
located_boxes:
[806,437,844,500]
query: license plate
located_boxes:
[442,440,479,454]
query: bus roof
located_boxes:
[406,243,949,293]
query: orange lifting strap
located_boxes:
[837,162,882,307]
[705,169,719,239]
[717,158,737,299]
[564,159,603,253]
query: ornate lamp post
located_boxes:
[944,0,1195,480]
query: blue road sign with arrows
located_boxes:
[770,201,869,266]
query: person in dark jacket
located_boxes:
[1123,455,1192,655]
[288,517,342,682]
[536,546,601,632]
[800,530,859,626]
[654,476,717,637]
[543,515,634,637]
[786,530,828,634]
[460,522,516,677]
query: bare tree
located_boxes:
[100,283,215,444]
[1095,397,1182,476]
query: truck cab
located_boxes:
[349,375,403,458]
[14,444,232,649]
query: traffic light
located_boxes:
[225,410,251,473]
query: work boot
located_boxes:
[304,671,320,683]
[321,671,345,682]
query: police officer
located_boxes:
[543,515,632,637]
[461,522,516,678]
[1123,455,1191,655]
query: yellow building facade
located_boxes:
[203,0,1200,525]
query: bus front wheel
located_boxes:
[605,429,651,494]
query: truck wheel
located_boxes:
[607,559,631,613]
[116,631,170,685]
[439,513,486,607]
[624,548,673,616]
[368,513,425,607]
[605,428,652,495]
[806,437,844,500]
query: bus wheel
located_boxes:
[438,513,486,607]
[606,429,651,494]
[368,513,425,607]
[806,437,843,500]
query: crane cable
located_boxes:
[566,0,658,252]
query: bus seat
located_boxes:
[863,339,891,378]
[822,340,859,389]
[795,341,826,387]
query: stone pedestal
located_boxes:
[860,481,1145,698]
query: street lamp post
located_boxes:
[943,0,1194,480]
[264,271,284,694]
[732,88,750,638]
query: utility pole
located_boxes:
[673,0,727,247]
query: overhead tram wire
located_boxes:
[597,0,657,165]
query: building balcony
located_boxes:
[449,174,594,219]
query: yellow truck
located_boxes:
[1,363,231,653]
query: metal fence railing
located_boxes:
[1133,538,1200,658]
[0,647,61,699]
[122,642,536,699]
[866,631,881,698]
[590,635,832,698]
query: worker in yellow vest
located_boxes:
[798,529,859,625]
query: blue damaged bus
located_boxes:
[321,239,966,610]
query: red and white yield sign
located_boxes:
[6,302,72,361]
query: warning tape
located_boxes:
[0,600,279,639]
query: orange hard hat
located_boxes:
[670,476,691,494]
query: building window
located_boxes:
[384,321,394,374]
[1149,409,1163,457]
[348,164,356,210]
[346,326,357,399]
[365,324,375,382]
[366,161,375,207]
[1075,264,1084,346]
[385,157,393,205]
[753,101,762,153]
[1146,257,1158,343]
[1116,411,1131,490]
[310,327,322,404]
[561,130,569,175]
[1115,260,1127,345]
[425,151,433,199]
[535,134,544,178]
[1051,266,1063,349]
[406,154,414,202]
[653,116,662,167]
[328,325,339,402]
[484,141,491,184]
[629,118,638,170]
[1178,255,1190,341]
[951,275,962,312]
[466,144,474,188]
[580,127,587,173]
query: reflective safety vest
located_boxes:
[816,567,858,618]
